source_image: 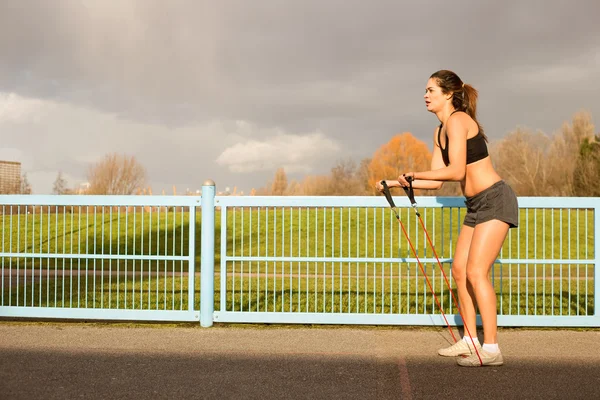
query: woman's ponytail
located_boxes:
[430,70,487,141]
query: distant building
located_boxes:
[0,160,21,194]
[77,182,90,194]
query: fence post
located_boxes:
[200,180,215,327]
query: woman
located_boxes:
[376,70,518,367]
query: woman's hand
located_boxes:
[375,179,400,192]
[398,172,415,187]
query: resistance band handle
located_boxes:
[380,180,397,208]
[402,175,417,206]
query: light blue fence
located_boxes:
[211,189,599,327]
[0,195,201,323]
[1,182,599,327]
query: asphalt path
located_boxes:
[1,323,599,399]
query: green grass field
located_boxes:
[0,206,594,262]
[2,273,593,317]
[1,206,596,317]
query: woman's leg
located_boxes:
[451,225,478,339]
[466,219,510,344]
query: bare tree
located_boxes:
[491,111,595,196]
[52,171,69,194]
[544,112,595,196]
[355,158,373,195]
[87,153,146,195]
[328,158,362,195]
[271,168,288,195]
[491,128,552,196]
[252,185,271,195]
[20,173,32,194]
[285,179,303,195]
[300,174,331,195]
[573,135,600,196]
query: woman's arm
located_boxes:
[405,138,447,189]
[399,115,468,186]
[380,177,442,190]
[376,127,446,191]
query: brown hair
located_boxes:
[430,70,486,140]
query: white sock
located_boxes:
[482,343,499,353]
[463,336,479,344]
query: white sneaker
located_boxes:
[457,349,504,367]
[438,340,481,357]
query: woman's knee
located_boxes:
[466,264,487,284]
[451,261,467,283]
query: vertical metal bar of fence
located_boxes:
[1,206,4,306]
[595,205,600,320]
[188,203,196,314]
[219,205,227,312]
[200,180,215,327]
[586,209,589,315]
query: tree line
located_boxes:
[7,111,596,197]
[256,111,599,197]
[50,153,147,195]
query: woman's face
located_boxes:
[424,78,446,113]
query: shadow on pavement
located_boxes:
[1,348,600,400]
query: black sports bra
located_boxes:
[438,112,488,166]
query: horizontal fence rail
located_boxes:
[2,187,599,327]
[0,195,201,322]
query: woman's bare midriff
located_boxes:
[460,157,502,197]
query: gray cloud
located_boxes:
[216,130,340,173]
[1,0,599,194]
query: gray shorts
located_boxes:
[464,180,519,228]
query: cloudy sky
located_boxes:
[1,0,599,194]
